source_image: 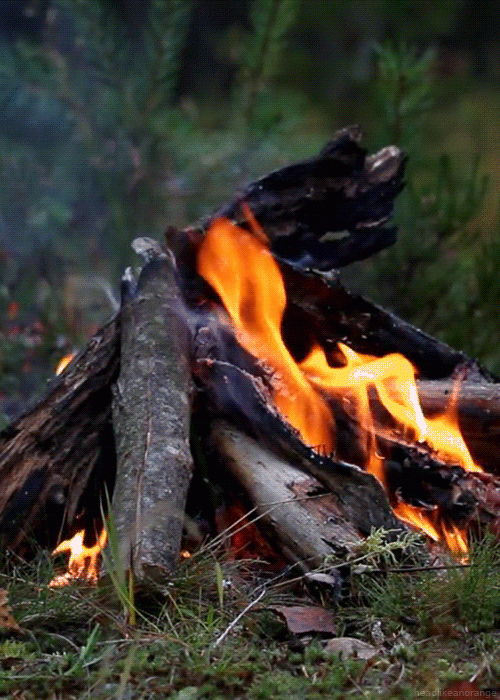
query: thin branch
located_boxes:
[362,563,473,574]
[210,588,267,650]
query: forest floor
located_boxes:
[1,532,500,700]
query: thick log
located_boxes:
[111,253,194,578]
[211,126,406,271]
[281,266,486,381]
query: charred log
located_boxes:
[211,126,406,271]
[281,265,489,381]
[0,316,119,553]
[171,126,406,291]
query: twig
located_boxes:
[361,563,473,574]
[211,588,267,650]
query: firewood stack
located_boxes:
[1,127,500,583]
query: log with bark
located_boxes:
[1,127,500,583]
[111,244,194,579]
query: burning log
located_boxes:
[1,127,500,583]
[0,315,119,554]
[417,378,500,475]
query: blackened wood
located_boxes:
[0,316,119,552]
[211,126,406,271]
[281,266,484,381]
[111,254,194,578]
[170,128,405,278]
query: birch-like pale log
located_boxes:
[111,254,194,579]
[210,419,383,572]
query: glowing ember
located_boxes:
[50,528,107,586]
[55,351,76,376]
[197,208,480,556]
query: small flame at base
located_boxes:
[50,528,107,586]
[55,351,76,376]
[393,501,468,558]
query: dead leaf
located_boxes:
[0,589,21,632]
[269,605,337,634]
[324,637,378,660]
[441,680,483,698]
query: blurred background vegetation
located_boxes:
[2,0,500,418]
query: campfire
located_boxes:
[197,208,477,556]
[1,127,500,586]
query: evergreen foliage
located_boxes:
[349,42,500,372]
[371,42,436,150]
[3,1,500,401]
[238,0,300,129]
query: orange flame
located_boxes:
[55,351,76,375]
[50,528,107,586]
[197,212,334,451]
[197,209,478,556]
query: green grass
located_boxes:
[356,532,500,634]
[1,534,500,699]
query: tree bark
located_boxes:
[111,255,194,579]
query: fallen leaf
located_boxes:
[174,687,199,700]
[324,637,378,660]
[0,589,20,632]
[441,680,483,698]
[269,605,337,634]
